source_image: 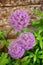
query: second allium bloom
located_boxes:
[8,41,25,59]
[9,10,30,31]
[17,32,35,50]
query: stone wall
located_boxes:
[0,0,43,6]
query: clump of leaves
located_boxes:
[21,49,43,65]
[32,30,43,49]
[0,30,9,47]
[31,9,43,26]
[0,53,10,65]
[34,9,43,17]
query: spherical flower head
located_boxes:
[9,10,30,31]
[8,41,25,59]
[17,32,35,50]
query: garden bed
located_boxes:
[0,0,43,65]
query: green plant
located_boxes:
[32,30,43,49]
[0,53,10,65]
[34,9,43,17]
[0,9,43,65]
[0,30,9,47]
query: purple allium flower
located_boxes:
[9,10,30,31]
[17,32,35,50]
[8,41,25,59]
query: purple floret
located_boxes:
[9,10,30,31]
[17,32,35,50]
[8,41,25,59]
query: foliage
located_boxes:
[0,30,9,47]
[0,53,10,65]
[0,9,43,65]
[34,9,43,17]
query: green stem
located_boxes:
[1,35,9,46]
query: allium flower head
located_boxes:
[8,41,25,59]
[17,32,35,50]
[9,10,30,31]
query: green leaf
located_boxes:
[39,40,43,49]
[14,60,20,65]
[31,18,43,26]
[38,55,43,59]
[31,19,40,25]
[21,56,31,65]
[4,40,9,46]
[16,31,21,36]
[32,30,37,37]
[40,18,43,24]
[33,30,43,49]
[23,27,29,32]
[34,40,38,46]
[21,54,33,62]
[0,53,10,65]
[38,29,43,34]
[38,26,43,30]
[21,59,30,65]
[37,35,41,40]
[35,48,39,54]
[33,55,36,63]
[32,25,43,31]
[21,56,29,62]
[0,35,9,47]
[39,50,43,54]
[0,30,4,37]
[34,9,43,17]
